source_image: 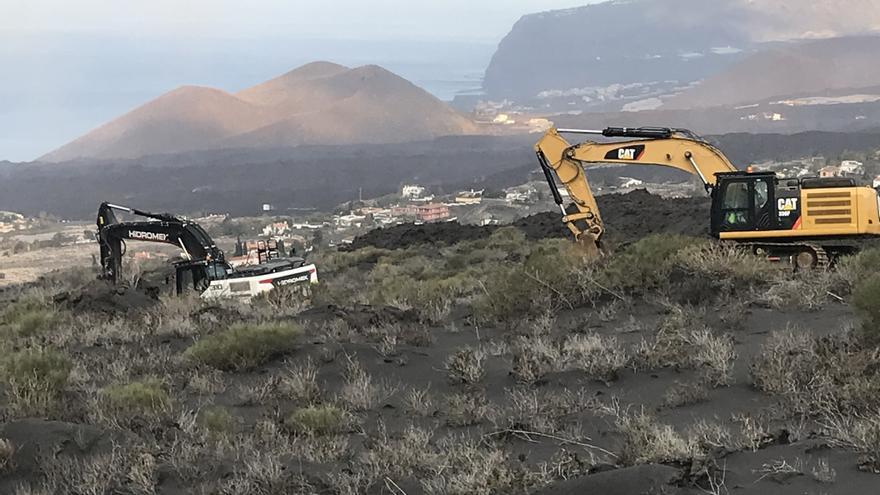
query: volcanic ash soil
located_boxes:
[349,189,711,250]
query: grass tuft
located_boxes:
[102,378,171,419]
[286,404,351,436]
[183,322,301,371]
[2,347,71,417]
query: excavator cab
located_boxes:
[711,172,778,235]
[710,172,804,237]
[174,260,231,295]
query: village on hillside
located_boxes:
[4,148,880,288]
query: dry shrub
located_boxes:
[421,436,530,495]
[0,438,15,473]
[219,448,308,494]
[821,408,880,473]
[2,347,71,417]
[811,457,837,483]
[445,391,491,427]
[235,375,282,406]
[762,275,831,311]
[751,329,880,417]
[676,243,777,290]
[186,368,226,396]
[405,386,435,417]
[636,310,736,386]
[501,388,586,434]
[686,419,743,455]
[339,359,394,411]
[563,333,628,383]
[360,424,439,482]
[280,357,321,403]
[183,322,301,371]
[510,335,562,384]
[750,328,815,397]
[663,379,711,408]
[615,408,690,465]
[445,346,486,385]
[33,444,157,495]
[151,294,202,338]
[251,285,313,316]
[332,420,545,494]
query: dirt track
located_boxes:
[349,190,711,250]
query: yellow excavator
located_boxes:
[536,126,880,268]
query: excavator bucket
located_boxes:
[575,236,602,258]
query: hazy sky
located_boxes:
[3,0,595,42]
[0,1,601,161]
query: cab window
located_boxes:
[755,180,769,209]
[723,182,749,209]
[206,262,228,280]
[721,182,750,228]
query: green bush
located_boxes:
[471,240,589,322]
[840,248,880,283]
[0,301,57,337]
[675,242,777,289]
[3,347,71,392]
[599,235,703,292]
[2,348,72,416]
[198,406,236,436]
[285,405,350,435]
[853,273,880,343]
[102,378,171,418]
[470,264,534,322]
[184,322,301,370]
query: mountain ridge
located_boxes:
[664,36,880,109]
[483,0,880,100]
[41,62,479,162]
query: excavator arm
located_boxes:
[535,127,738,250]
[96,202,225,283]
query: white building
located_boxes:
[401,185,426,199]
[335,214,367,228]
[840,160,864,176]
[262,221,291,237]
[455,189,484,205]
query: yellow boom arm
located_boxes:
[535,127,738,247]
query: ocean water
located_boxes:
[0,35,494,162]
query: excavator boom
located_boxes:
[535,127,737,249]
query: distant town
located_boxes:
[3,147,880,287]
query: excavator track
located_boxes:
[733,241,833,270]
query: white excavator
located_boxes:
[96,202,318,299]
